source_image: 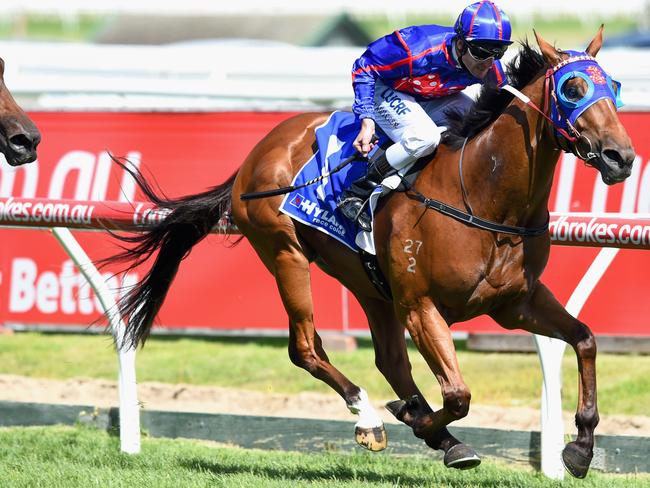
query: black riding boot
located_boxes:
[337,152,395,231]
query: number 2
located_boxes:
[407,257,417,273]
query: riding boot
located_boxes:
[337,151,395,231]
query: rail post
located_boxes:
[51,227,141,454]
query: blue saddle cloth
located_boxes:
[279,111,389,252]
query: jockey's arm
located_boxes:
[351,32,410,155]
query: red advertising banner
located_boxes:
[0,112,648,336]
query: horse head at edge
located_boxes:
[0,57,40,167]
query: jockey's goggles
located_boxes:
[467,41,509,61]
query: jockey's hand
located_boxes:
[354,118,376,157]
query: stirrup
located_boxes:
[337,196,372,231]
[354,205,372,232]
[337,196,363,217]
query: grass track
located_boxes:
[1,333,650,416]
[1,425,647,488]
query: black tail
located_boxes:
[104,156,240,348]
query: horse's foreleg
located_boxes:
[491,282,598,479]
[357,295,464,454]
[273,244,386,451]
[393,297,480,468]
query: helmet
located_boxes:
[454,1,513,45]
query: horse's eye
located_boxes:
[564,84,581,102]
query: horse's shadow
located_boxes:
[180,456,458,487]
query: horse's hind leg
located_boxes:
[491,282,598,479]
[357,295,470,458]
[250,230,386,451]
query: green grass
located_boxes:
[0,424,646,487]
[0,14,106,42]
[1,332,650,417]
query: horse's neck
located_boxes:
[464,74,561,226]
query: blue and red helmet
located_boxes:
[454,1,513,45]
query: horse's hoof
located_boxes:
[561,442,592,479]
[355,425,387,452]
[385,399,407,420]
[386,395,425,423]
[444,443,481,470]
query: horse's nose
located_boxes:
[601,146,636,170]
[8,126,40,156]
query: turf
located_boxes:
[0,425,646,488]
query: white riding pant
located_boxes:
[372,81,474,171]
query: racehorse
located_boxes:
[0,57,40,166]
[106,29,634,478]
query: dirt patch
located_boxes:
[1,374,648,436]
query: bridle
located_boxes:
[545,55,602,162]
[407,53,622,237]
[502,54,619,165]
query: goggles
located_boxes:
[466,42,509,61]
[551,53,624,128]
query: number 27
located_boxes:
[404,239,423,273]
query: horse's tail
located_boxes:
[104,156,240,349]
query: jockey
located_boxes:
[338,1,513,231]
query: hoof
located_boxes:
[355,425,387,452]
[385,396,424,425]
[561,442,592,479]
[444,443,481,470]
[385,400,407,420]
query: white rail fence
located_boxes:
[0,196,648,478]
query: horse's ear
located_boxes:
[586,24,604,57]
[534,30,561,65]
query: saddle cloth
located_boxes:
[279,111,390,255]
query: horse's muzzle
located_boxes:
[597,145,635,185]
[3,125,40,166]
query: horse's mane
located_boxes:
[442,41,548,149]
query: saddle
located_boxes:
[277,111,428,302]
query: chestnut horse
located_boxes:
[107,30,634,478]
[0,57,40,166]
